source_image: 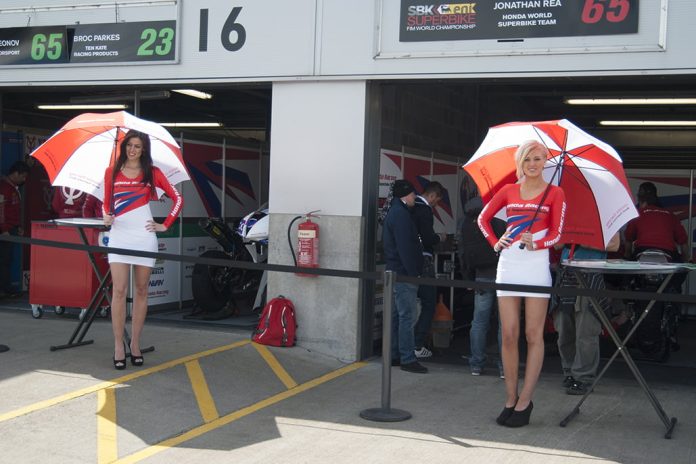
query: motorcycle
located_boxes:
[614,249,682,362]
[190,206,268,318]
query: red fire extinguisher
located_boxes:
[296,211,320,277]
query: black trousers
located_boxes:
[0,231,18,293]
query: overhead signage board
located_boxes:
[0,20,176,66]
[0,26,69,65]
[71,21,176,63]
[399,0,640,42]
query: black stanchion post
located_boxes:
[360,270,412,422]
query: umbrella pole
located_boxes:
[108,129,120,215]
[519,156,564,249]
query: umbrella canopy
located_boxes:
[30,111,189,201]
[463,119,638,250]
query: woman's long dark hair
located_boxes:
[112,130,155,195]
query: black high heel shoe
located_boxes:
[504,401,533,427]
[130,353,144,367]
[113,357,126,370]
[496,401,517,425]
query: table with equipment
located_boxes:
[30,218,153,354]
[559,259,688,438]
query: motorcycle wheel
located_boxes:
[192,250,238,313]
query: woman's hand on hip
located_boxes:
[146,220,167,233]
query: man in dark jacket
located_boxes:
[459,196,506,377]
[383,179,427,373]
[412,181,446,358]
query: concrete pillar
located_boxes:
[268,81,368,362]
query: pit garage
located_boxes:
[2,74,695,367]
[0,0,695,365]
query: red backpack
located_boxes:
[252,296,297,347]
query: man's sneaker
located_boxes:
[562,375,575,389]
[414,346,433,358]
[401,361,428,374]
[566,380,591,395]
[470,366,482,376]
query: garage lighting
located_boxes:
[37,104,128,110]
[599,120,696,127]
[172,89,213,100]
[159,122,222,128]
[70,91,169,104]
[566,98,696,105]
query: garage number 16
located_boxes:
[199,7,247,52]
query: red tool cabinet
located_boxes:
[29,221,108,308]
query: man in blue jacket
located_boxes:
[383,179,427,373]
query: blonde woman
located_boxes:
[478,140,566,427]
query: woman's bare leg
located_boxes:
[516,297,548,410]
[110,263,130,360]
[130,265,153,356]
[498,296,522,407]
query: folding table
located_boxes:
[559,259,688,438]
[31,218,153,354]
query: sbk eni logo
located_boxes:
[407,5,435,15]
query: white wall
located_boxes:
[266,81,368,361]
[268,81,366,216]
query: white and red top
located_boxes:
[478,183,566,251]
[102,166,182,229]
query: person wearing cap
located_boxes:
[624,182,689,262]
[382,179,427,374]
[412,181,446,359]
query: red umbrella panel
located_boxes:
[30,111,189,202]
[463,119,638,250]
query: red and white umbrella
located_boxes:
[463,119,638,250]
[30,111,189,200]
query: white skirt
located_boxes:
[107,204,157,268]
[496,243,551,298]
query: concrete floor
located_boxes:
[1,307,695,464]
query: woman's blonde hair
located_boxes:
[515,140,549,180]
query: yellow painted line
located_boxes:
[185,360,219,423]
[252,342,298,389]
[0,339,251,424]
[97,387,118,464]
[114,361,368,464]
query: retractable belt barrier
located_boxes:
[3,233,695,304]
[3,233,696,425]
